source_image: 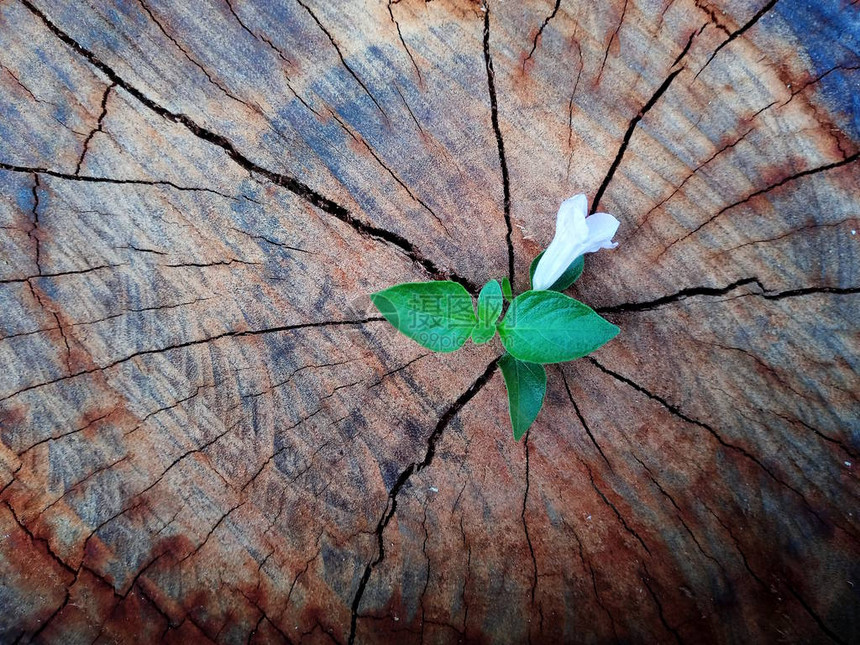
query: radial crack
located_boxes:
[388,0,422,79]
[76,82,115,175]
[524,0,561,67]
[482,1,514,284]
[641,565,684,644]
[522,433,538,603]
[28,173,42,274]
[659,152,859,254]
[0,317,384,403]
[347,358,499,644]
[19,1,477,293]
[633,455,725,573]
[591,67,684,213]
[326,110,449,234]
[694,0,731,36]
[596,0,628,83]
[0,161,239,199]
[695,0,780,79]
[294,0,387,118]
[587,468,651,554]
[137,0,248,105]
[596,276,860,314]
[0,263,125,286]
[631,125,754,237]
[560,367,613,469]
[587,357,852,537]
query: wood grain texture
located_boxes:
[0,0,858,642]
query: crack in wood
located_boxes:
[641,563,684,644]
[393,83,425,136]
[673,24,705,67]
[137,0,249,106]
[325,109,450,235]
[566,26,584,179]
[559,366,613,469]
[18,409,113,456]
[418,503,431,642]
[177,500,246,565]
[461,519,472,636]
[521,432,538,604]
[39,455,131,516]
[19,1,478,294]
[347,358,499,644]
[28,173,41,274]
[591,62,686,214]
[0,161,242,199]
[596,276,860,315]
[4,501,77,579]
[0,317,384,402]
[695,0,781,80]
[592,19,706,212]
[0,263,127,286]
[782,63,860,108]
[586,465,652,555]
[659,152,859,256]
[294,0,388,119]
[388,0,422,79]
[701,501,846,642]
[631,124,755,237]
[694,0,732,36]
[524,0,561,67]
[587,357,857,539]
[482,1,514,284]
[715,218,858,256]
[632,454,727,575]
[565,516,619,638]
[596,0,628,84]
[75,82,115,175]
[785,585,848,645]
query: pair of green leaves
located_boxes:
[369,255,617,440]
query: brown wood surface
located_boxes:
[1,0,858,643]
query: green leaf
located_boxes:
[370,281,477,352]
[471,324,495,344]
[501,276,513,301]
[529,251,585,291]
[476,280,503,326]
[498,290,619,363]
[499,353,546,440]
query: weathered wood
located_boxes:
[0,0,858,643]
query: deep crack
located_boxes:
[19,1,477,293]
[660,152,859,254]
[347,358,499,644]
[482,1,514,285]
[596,276,860,314]
[524,0,561,66]
[695,0,781,80]
[75,82,115,175]
[591,67,684,213]
[522,432,538,603]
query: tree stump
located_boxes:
[1,0,858,642]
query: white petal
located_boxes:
[583,212,620,252]
[532,196,619,290]
[532,236,587,290]
[556,194,588,238]
[532,196,589,290]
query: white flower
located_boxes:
[531,194,620,291]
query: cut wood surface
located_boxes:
[1,0,858,642]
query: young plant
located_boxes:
[370,194,620,440]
